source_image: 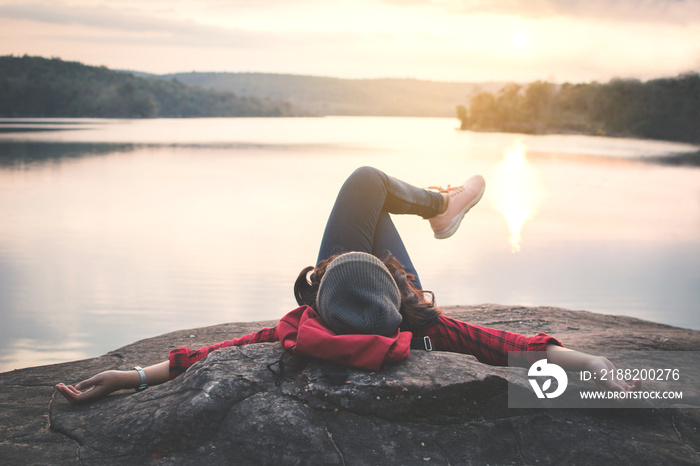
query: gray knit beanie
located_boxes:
[317,252,402,337]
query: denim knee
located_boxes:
[349,166,384,182]
[344,166,387,191]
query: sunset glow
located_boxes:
[1,0,699,82]
[490,140,546,253]
[511,31,530,49]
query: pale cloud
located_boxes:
[0,1,348,50]
[0,2,243,37]
[382,0,700,25]
[0,0,698,81]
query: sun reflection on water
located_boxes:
[490,140,546,252]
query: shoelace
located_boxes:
[425,184,464,194]
[426,185,464,196]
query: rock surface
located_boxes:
[1,305,700,465]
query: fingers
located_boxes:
[62,384,82,397]
[616,378,642,393]
[54,383,84,405]
[74,374,100,391]
[55,370,125,404]
[53,376,97,404]
[54,381,104,405]
[603,377,642,394]
[71,385,107,404]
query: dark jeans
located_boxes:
[317,166,444,289]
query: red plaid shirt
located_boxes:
[168,312,561,380]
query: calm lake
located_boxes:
[1,117,699,372]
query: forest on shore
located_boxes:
[2,55,698,144]
[0,56,298,118]
[0,55,501,119]
[457,74,700,143]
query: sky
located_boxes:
[1,0,699,83]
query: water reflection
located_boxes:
[0,141,138,167]
[1,118,699,373]
[490,140,546,252]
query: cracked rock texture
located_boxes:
[1,305,700,465]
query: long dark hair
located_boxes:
[293,253,441,331]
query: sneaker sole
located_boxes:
[433,181,486,239]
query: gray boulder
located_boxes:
[2,305,699,465]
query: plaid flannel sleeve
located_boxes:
[168,326,279,380]
[416,315,563,367]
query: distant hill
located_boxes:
[158,72,505,117]
[0,56,298,118]
[0,55,504,119]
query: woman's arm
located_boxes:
[54,360,169,404]
[419,315,562,366]
[169,326,279,379]
[546,344,641,392]
[421,316,640,393]
[55,326,280,405]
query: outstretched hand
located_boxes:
[55,370,128,404]
[546,344,641,395]
[589,356,642,393]
[55,360,169,405]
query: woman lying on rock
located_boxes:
[55,166,640,404]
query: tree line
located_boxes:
[161,71,503,117]
[457,74,700,143]
[0,55,298,118]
